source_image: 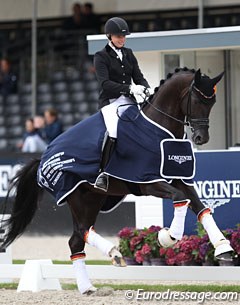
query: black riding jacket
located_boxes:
[94,44,150,108]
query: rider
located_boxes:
[94,17,153,192]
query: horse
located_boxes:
[0,67,233,295]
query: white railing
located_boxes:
[0,260,239,292]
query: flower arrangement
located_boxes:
[118,225,162,264]
[223,225,240,265]
[117,224,240,266]
[134,225,162,263]
[198,234,216,265]
[164,235,202,265]
[118,227,136,258]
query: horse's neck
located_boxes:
[143,87,185,138]
[143,74,193,138]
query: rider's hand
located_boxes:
[147,87,155,95]
[144,87,155,97]
[130,84,146,96]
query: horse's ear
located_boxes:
[211,71,224,85]
[194,69,201,85]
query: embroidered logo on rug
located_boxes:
[168,155,193,164]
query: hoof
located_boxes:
[158,227,178,248]
[109,247,126,267]
[82,286,98,295]
[216,252,233,262]
[112,255,127,267]
[214,239,234,260]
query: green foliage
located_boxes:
[195,222,206,238]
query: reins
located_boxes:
[117,78,215,131]
[144,80,215,132]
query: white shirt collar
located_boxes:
[109,42,123,61]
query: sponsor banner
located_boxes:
[0,153,39,200]
[163,150,240,234]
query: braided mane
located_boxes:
[159,67,196,87]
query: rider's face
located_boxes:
[111,35,126,48]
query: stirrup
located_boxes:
[94,173,109,192]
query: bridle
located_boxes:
[144,80,216,132]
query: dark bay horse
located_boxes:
[1,68,233,294]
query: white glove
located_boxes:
[147,87,155,95]
[130,84,146,96]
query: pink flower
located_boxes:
[147,225,161,233]
[174,252,192,265]
[135,250,144,263]
[165,247,175,259]
[118,227,135,239]
[141,243,151,256]
[159,247,167,257]
[130,236,142,251]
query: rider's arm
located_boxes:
[129,49,150,88]
[94,52,131,96]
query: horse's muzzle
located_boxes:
[192,129,209,145]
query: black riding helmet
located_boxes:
[104,17,130,38]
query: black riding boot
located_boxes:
[94,136,116,192]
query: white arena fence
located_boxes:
[0,259,239,292]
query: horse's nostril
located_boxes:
[193,135,203,145]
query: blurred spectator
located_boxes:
[0,58,17,98]
[44,108,63,143]
[33,115,46,140]
[82,2,101,33]
[63,2,84,30]
[21,118,47,153]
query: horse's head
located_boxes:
[182,69,224,145]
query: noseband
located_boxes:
[145,80,215,132]
[186,80,215,132]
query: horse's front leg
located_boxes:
[174,181,234,260]
[141,181,190,246]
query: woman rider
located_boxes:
[94,17,153,191]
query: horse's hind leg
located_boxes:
[67,187,125,294]
[68,229,95,294]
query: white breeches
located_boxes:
[101,96,134,138]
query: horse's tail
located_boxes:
[0,158,42,249]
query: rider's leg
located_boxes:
[95,97,134,191]
[94,135,116,191]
